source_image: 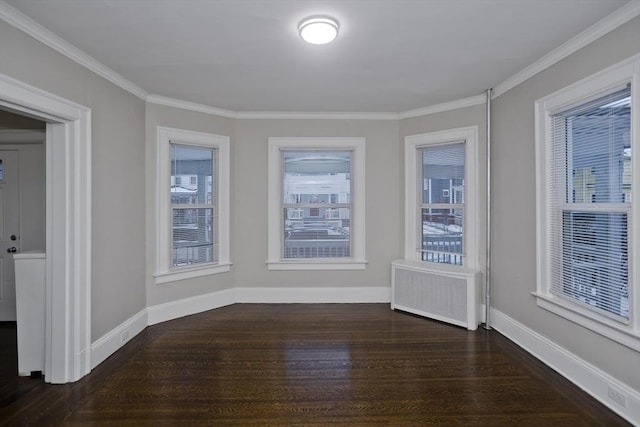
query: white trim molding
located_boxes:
[90,309,147,369]
[398,95,486,120]
[146,286,390,325]
[237,111,398,121]
[404,126,481,271]
[267,137,367,270]
[147,93,484,121]
[147,94,404,121]
[0,73,92,384]
[146,286,389,326]
[493,0,640,99]
[2,0,638,118]
[0,1,148,100]
[491,308,640,426]
[154,126,231,284]
[147,95,237,119]
[96,286,390,369]
[235,286,390,303]
[147,288,236,326]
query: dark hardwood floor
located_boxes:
[0,304,631,426]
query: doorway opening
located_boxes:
[0,109,46,381]
[0,74,92,383]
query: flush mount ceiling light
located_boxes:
[298,16,339,45]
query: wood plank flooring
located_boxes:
[0,304,631,426]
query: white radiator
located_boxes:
[391,260,481,330]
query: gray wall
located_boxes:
[145,103,236,306]
[234,119,401,288]
[0,22,147,340]
[400,104,487,275]
[491,17,640,391]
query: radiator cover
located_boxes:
[391,260,481,330]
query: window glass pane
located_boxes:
[283,207,350,258]
[172,207,215,267]
[550,84,631,322]
[560,87,631,204]
[171,144,214,205]
[559,211,628,319]
[421,208,463,265]
[283,151,351,204]
[421,143,464,204]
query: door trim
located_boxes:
[0,73,92,383]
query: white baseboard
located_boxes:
[89,286,389,375]
[490,308,640,425]
[235,286,391,303]
[147,288,236,325]
[90,308,147,369]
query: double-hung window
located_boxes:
[535,56,639,348]
[268,137,366,270]
[404,127,479,271]
[155,127,230,284]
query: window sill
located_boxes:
[393,259,478,278]
[532,292,639,351]
[154,262,231,285]
[267,259,367,271]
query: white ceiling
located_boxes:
[3,0,631,113]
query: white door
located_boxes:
[0,150,20,321]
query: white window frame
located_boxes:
[155,127,231,284]
[404,126,480,271]
[534,55,640,350]
[267,137,366,270]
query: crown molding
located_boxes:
[147,94,400,120]
[397,95,486,120]
[236,110,398,120]
[492,0,640,98]
[2,0,637,118]
[147,94,486,121]
[0,1,148,100]
[146,94,238,119]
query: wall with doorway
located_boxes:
[0,21,147,341]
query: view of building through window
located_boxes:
[282,150,351,258]
[551,86,631,320]
[170,144,217,268]
[420,143,465,266]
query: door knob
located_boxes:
[7,247,17,253]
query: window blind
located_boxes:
[549,84,631,321]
